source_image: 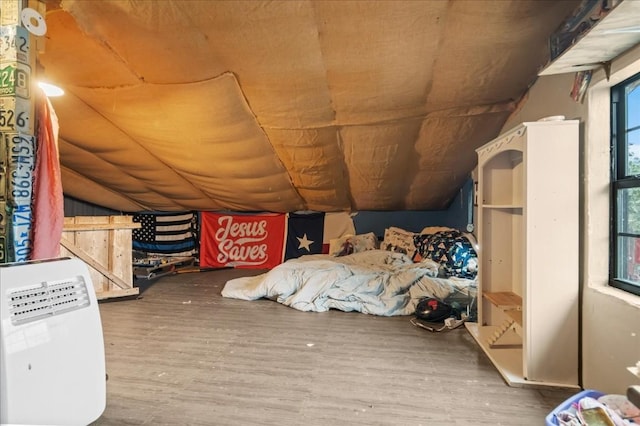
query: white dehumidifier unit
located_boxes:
[0,257,106,425]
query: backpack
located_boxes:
[414,298,454,322]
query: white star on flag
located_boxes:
[297,233,314,251]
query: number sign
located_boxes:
[4,132,34,207]
[0,235,6,263]
[0,96,32,133]
[0,63,30,98]
[0,0,21,26]
[0,26,30,64]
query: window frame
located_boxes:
[610,71,640,296]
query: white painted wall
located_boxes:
[500,45,640,394]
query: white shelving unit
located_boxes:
[465,119,580,388]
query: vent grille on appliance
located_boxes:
[7,276,91,325]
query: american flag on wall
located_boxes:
[132,211,198,257]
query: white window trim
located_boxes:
[585,43,640,308]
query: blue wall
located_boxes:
[352,177,473,238]
[64,176,475,239]
[64,196,120,217]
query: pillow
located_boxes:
[329,232,378,257]
[420,226,455,235]
[380,227,417,258]
[413,229,478,279]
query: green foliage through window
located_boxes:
[611,72,640,296]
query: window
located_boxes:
[611,72,640,296]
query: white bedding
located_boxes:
[221,250,477,316]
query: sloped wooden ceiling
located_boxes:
[38,0,581,212]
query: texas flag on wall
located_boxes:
[200,212,286,269]
[284,212,325,260]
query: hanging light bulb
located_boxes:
[38,81,64,97]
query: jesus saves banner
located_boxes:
[200,212,286,269]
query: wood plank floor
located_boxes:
[92,268,575,425]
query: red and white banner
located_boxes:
[322,212,356,253]
[200,212,286,269]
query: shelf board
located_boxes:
[484,291,522,310]
[481,204,523,209]
[465,322,580,389]
[465,322,524,387]
[63,222,141,231]
[539,0,640,76]
[504,310,523,327]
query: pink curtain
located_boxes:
[30,92,64,260]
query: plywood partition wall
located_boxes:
[61,216,140,300]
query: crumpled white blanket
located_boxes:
[221,250,476,316]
